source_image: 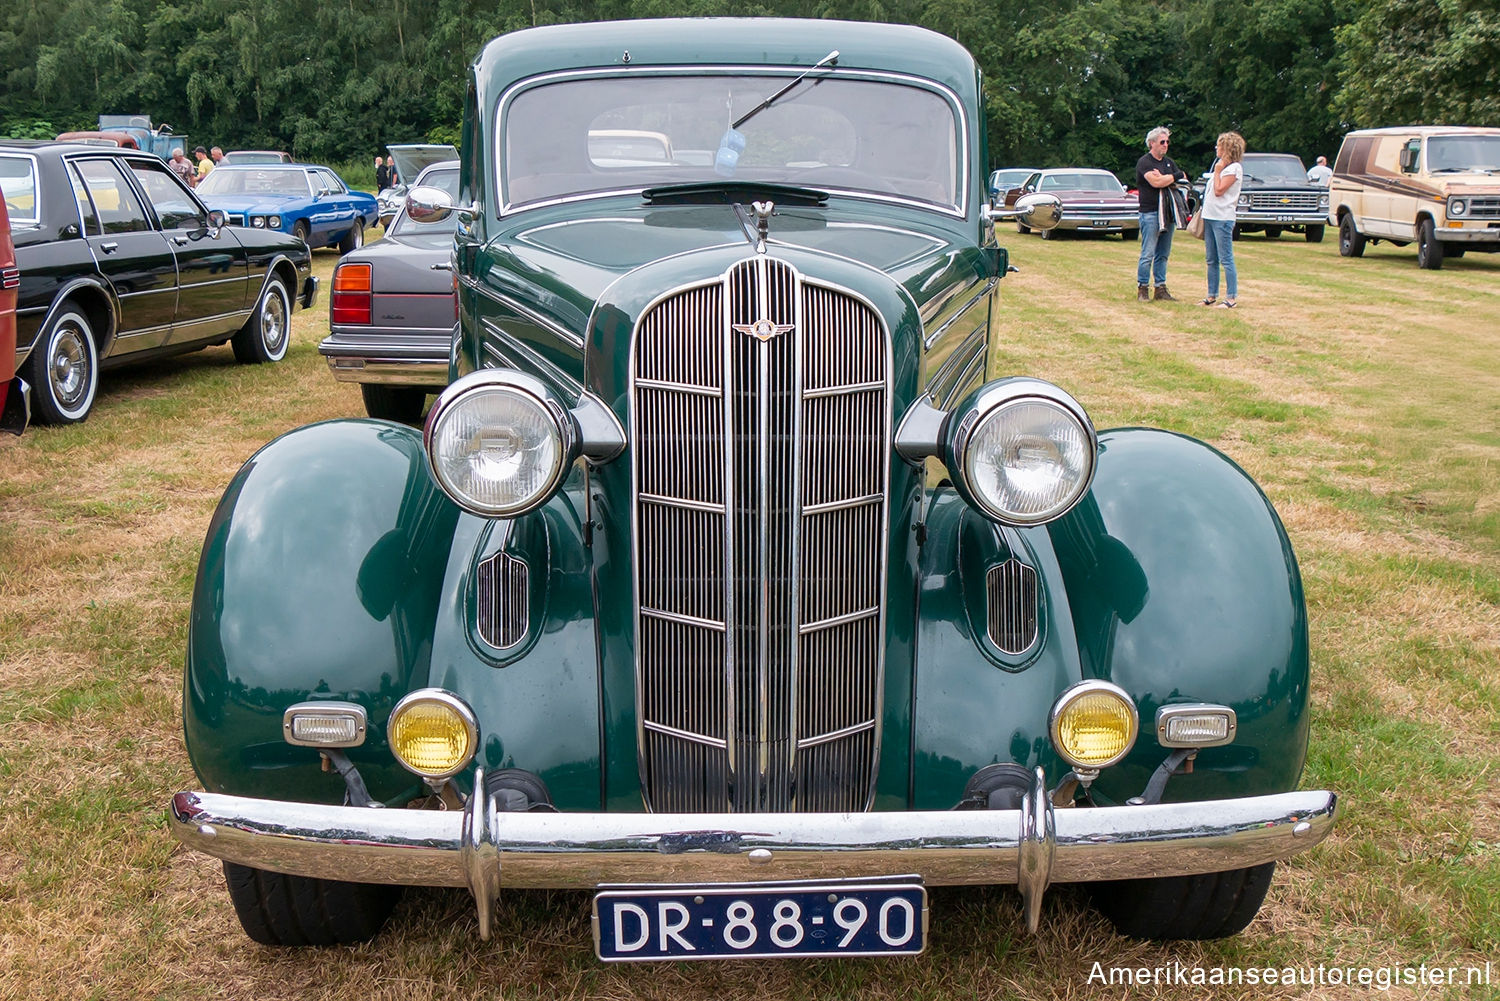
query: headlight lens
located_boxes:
[268,215,282,228]
[250,216,265,228]
[1050,681,1138,769]
[425,374,571,517]
[1449,199,1466,217]
[962,394,1095,525]
[387,690,477,780]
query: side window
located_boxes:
[1402,138,1421,174]
[129,159,204,230]
[0,156,39,224]
[318,169,346,194]
[67,164,101,236]
[73,159,150,234]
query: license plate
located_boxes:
[1090,219,1108,227]
[1276,215,1294,222]
[593,877,927,961]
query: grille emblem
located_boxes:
[732,318,794,342]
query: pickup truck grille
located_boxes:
[631,257,890,813]
[1247,191,1321,211]
[1463,196,1500,219]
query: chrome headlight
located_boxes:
[1237,193,1250,205]
[1448,198,1467,217]
[268,214,282,228]
[1318,192,1329,208]
[948,379,1097,526]
[424,370,577,517]
[250,216,265,228]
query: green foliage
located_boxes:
[0,0,1495,166]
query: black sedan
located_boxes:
[319,161,458,423]
[0,142,318,424]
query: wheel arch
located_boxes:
[32,278,118,360]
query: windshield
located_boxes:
[1242,155,1307,183]
[389,167,461,235]
[502,73,962,211]
[1428,135,1500,172]
[1039,172,1124,194]
[197,168,310,197]
[223,152,287,164]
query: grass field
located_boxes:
[0,229,1496,1000]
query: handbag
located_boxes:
[1187,206,1205,240]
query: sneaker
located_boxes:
[1137,284,1150,302]
[1153,285,1176,302]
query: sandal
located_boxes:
[1200,297,1217,306]
[1215,299,1237,309]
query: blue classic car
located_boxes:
[171,18,1336,958]
[196,163,378,251]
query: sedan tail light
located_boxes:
[331,263,372,325]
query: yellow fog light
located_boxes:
[1049,681,1138,770]
[388,690,478,780]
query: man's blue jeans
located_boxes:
[1204,219,1237,300]
[1137,211,1173,287]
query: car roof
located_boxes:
[1343,125,1500,138]
[415,160,461,180]
[474,19,979,106]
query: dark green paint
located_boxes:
[185,20,1310,819]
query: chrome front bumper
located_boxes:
[170,768,1337,938]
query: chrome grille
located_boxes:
[1248,191,1321,211]
[476,552,528,649]
[1463,196,1500,219]
[227,214,246,226]
[633,257,889,813]
[987,559,1039,655]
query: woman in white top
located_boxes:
[1200,131,1245,308]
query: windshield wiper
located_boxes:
[732,50,839,130]
[642,180,829,207]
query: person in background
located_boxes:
[1307,155,1333,184]
[1201,131,1245,309]
[386,156,399,188]
[194,146,213,182]
[1135,126,1188,302]
[210,146,224,165]
[375,155,390,191]
[169,148,196,187]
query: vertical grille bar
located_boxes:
[632,259,889,812]
[476,552,529,649]
[986,559,1039,655]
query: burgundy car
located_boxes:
[0,191,26,434]
[1011,167,1140,239]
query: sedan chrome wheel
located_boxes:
[27,307,99,424]
[232,276,292,364]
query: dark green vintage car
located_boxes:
[170,19,1336,959]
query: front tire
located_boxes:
[292,220,311,246]
[1417,217,1444,269]
[232,275,291,364]
[1091,862,1276,940]
[1304,224,1325,243]
[1040,226,1056,240]
[27,306,100,424]
[223,861,401,946]
[1339,214,1366,257]
[360,384,426,424]
[1016,221,1030,234]
[339,219,364,254]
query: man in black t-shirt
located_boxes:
[1134,127,1188,301]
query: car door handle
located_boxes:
[101,242,119,254]
[172,235,191,246]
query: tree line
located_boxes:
[1,0,1496,178]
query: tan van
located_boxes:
[1330,125,1500,269]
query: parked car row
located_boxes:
[0,141,318,424]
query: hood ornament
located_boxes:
[751,200,774,253]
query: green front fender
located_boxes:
[912,427,1310,807]
[184,420,603,808]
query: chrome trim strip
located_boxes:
[494,66,971,219]
[797,718,876,748]
[635,377,721,397]
[168,786,1339,901]
[803,493,882,516]
[803,380,884,398]
[639,493,726,514]
[643,720,729,749]
[478,315,584,397]
[641,607,728,632]
[799,607,879,634]
[464,276,586,351]
[923,278,995,350]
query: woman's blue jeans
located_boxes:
[1204,219,1237,300]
